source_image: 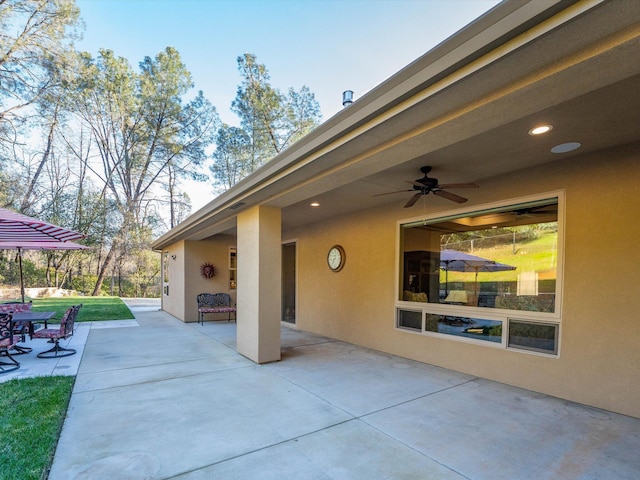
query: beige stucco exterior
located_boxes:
[153,1,640,419]
[160,145,640,418]
[162,236,236,322]
[237,206,282,363]
[284,145,640,419]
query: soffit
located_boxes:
[275,3,640,225]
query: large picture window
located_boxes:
[397,195,562,353]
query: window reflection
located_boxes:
[426,314,502,343]
[508,319,558,354]
[400,199,558,313]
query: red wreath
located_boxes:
[200,262,217,279]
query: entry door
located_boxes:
[282,242,296,324]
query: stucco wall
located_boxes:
[160,241,185,321]
[184,236,236,323]
[161,237,236,323]
[286,143,640,418]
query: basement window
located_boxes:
[426,314,502,344]
[508,319,559,355]
[397,309,422,331]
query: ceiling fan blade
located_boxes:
[437,183,479,189]
[434,190,468,203]
[373,189,414,197]
[404,193,423,208]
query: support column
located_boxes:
[236,205,282,363]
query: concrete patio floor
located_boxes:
[43,308,639,479]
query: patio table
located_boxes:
[11,311,56,353]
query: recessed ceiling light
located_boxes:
[310,202,320,207]
[551,142,581,154]
[529,125,553,135]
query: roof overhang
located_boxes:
[152,0,640,249]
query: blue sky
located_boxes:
[76,0,499,122]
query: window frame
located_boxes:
[507,318,560,356]
[163,251,169,296]
[229,247,237,290]
[396,307,424,332]
[394,191,564,355]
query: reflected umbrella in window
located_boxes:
[440,249,516,301]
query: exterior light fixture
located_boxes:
[551,142,581,153]
[529,124,553,135]
[310,202,320,207]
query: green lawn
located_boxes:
[0,297,135,478]
[0,376,75,480]
[31,296,135,322]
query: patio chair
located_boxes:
[0,300,32,313]
[197,293,236,324]
[0,301,33,354]
[31,304,82,358]
[0,313,20,374]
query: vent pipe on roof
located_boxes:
[342,90,354,107]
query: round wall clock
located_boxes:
[327,245,346,272]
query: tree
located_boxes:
[19,101,61,212]
[211,124,251,189]
[232,53,285,169]
[159,163,194,229]
[211,54,321,188]
[65,47,219,295]
[0,0,80,148]
[284,85,321,146]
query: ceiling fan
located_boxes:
[374,166,479,207]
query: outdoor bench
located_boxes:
[197,293,236,324]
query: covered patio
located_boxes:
[152,0,640,420]
[47,309,640,479]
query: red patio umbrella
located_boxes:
[0,208,88,302]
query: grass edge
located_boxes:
[40,376,76,480]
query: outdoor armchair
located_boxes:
[31,304,82,358]
[0,301,33,313]
[0,313,20,374]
